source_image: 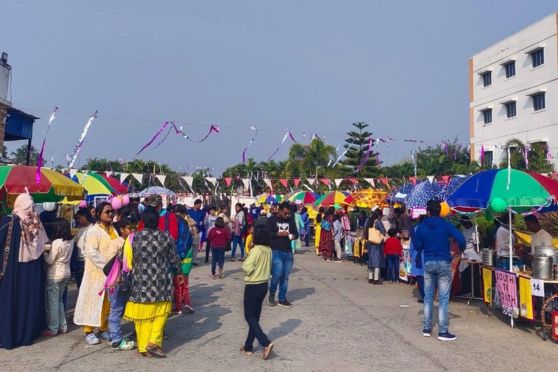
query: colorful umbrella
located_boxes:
[100,174,128,194]
[387,183,414,203]
[315,191,349,208]
[0,165,84,206]
[73,172,115,196]
[406,181,443,209]
[344,189,388,208]
[447,169,552,212]
[257,194,277,204]
[138,186,175,196]
[438,176,467,201]
[289,191,318,204]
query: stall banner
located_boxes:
[530,278,545,297]
[399,248,411,282]
[518,276,534,320]
[482,268,492,303]
[495,269,518,317]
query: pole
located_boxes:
[508,206,514,328]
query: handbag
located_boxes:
[368,222,384,245]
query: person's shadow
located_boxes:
[288,287,315,302]
[268,319,302,340]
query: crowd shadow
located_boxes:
[268,318,302,341]
[288,287,315,302]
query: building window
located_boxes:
[505,101,516,118]
[504,61,515,78]
[481,71,492,87]
[482,109,492,124]
[532,92,545,111]
[530,48,544,68]
[483,151,493,168]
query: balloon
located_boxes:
[440,202,451,217]
[490,198,507,213]
[484,209,494,222]
[42,202,57,212]
[79,200,88,208]
[111,196,123,211]
[122,195,130,206]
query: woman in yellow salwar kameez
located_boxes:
[123,208,182,358]
[314,207,325,255]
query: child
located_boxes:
[333,213,344,262]
[42,218,74,337]
[240,224,274,360]
[174,205,195,314]
[245,225,254,256]
[108,212,138,350]
[384,228,403,284]
[207,217,231,279]
[204,206,218,263]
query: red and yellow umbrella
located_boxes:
[314,191,349,207]
[0,165,84,207]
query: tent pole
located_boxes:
[508,206,514,328]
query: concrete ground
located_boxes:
[1,247,558,371]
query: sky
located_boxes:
[1,0,557,175]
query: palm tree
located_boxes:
[285,138,336,177]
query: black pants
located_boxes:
[205,241,211,263]
[244,282,271,351]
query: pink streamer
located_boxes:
[137,122,220,155]
[36,106,58,184]
[358,139,374,172]
[136,121,171,155]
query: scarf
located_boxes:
[12,194,48,263]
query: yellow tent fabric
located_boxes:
[514,230,558,248]
[40,168,84,199]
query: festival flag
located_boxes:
[181,176,193,187]
[263,178,273,192]
[225,177,233,187]
[293,178,301,187]
[441,175,451,184]
[279,179,289,188]
[380,177,390,188]
[120,173,130,184]
[132,173,144,184]
[105,171,113,177]
[409,176,417,186]
[426,176,435,183]
[155,175,166,186]
[334,178,343,187]
[241,178,251,192]
[306,178,316,185]
[364,178,375,188]
[69,169,78,179]
[205,177,217,186]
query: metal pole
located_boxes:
[508,206,514,328]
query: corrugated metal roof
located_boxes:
[5,107,38,141]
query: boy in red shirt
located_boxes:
[384,228,403,284]
[207,217,232,279]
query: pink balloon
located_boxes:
[79,200,87,208]
[111,197,123,211]
[122,195,130,206]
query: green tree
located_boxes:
[11,144,39,165]
[285,138,336,177]
[341,122,378,176]
[498,138,553,173]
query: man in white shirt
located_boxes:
[524,214,553,254]
[496,213,515,258]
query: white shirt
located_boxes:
[496,226,515,257]
[531,229,553,254]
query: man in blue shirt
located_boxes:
[187,199,206,266]
[414,200,465,341]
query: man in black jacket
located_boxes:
[266,202,298,307]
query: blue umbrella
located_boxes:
[406,181,443,209]
[438,176,468,201]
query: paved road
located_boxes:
[2,247,558,371]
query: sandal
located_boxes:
[146,343,166,358]
[240,347,254,356]
[138,351,152,358]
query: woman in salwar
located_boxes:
[0,194,47,349]
[124,207,182,358]
[73,202,122,345]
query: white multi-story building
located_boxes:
[469,11,558,167]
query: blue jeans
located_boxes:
[417,276,425,300]
[386,255,400,282]
[211,248,225,275]
[108,288,129,343]
[231,234,244,259]
[46,278,69,333]
[423,260,451,333]
[269,250,294,302]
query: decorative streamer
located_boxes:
[241,127,258,163]
[137,122,220,155]
[523,146,530,169]
[68,111,98,169]
[268,130,296,160]
[357,139,374,172]
[36,106,58,183]
[411,149,417,178]
[480,145,485,166]
[331,149,348,167]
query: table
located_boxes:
[455,260,484,304]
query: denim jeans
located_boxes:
[211,248,225,275]
[269,250,294,301]
[417,275,425,300]
[244,282,271,351]
[386,255,400,282]
[423,260,451,333]
[46,278,69,333]
[231,234,244,259]
[108,288,130,343]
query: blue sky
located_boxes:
[1,0,557,174]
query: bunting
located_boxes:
[306,178,316,185]
[334,178,343,187]
[293,178,301,187]
[132,173,144,184]
[364,178,375,188]
[263,178,273,192]
[241,178,251,192]
[155,175,166,186]
[225,177,233,187]
[268,130,297,160]
[279,179,289,188]
[120,173,130,184]
[36,106,58,184]
[426,176,435,183]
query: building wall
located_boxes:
[469,12,558,166]
[0,60,11,152]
